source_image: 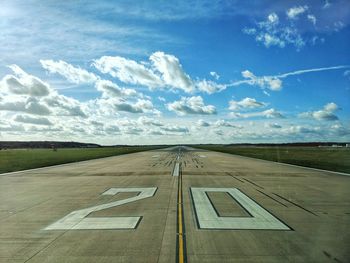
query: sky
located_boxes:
[0,0,349,145]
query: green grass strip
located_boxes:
[195,145,350,174]
[0,146,166,174]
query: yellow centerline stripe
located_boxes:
[177,165,185,263]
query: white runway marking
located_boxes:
[152,155,160,158]
[191,187,290,230]
[199,155,206,158]
[172,162,180,176]
[44,187,157,230]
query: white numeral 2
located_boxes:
[44,187,157,230]
[191,188,290,230]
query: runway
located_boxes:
[0,146,349,262]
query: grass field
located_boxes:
[195,145,350,174]
[0,146,165,174]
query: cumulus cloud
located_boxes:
[99,98,158,115]
[286,6,308,20]
[262,108,284,118]
[40,60,98,84]
[122,126,144,135]
[138,116,163,126]
[150,51,194,93]
[214,120,241,128]
[93,55,163,88]
[288,125,320,134]
[1,65,51,96]
[95,79,138,98]
[265,122,282,129]
[197,119,210,127]
[331,124,350,136]
[162,125,189,133]
[0,122,25,132]
[14,115,53,126]
[299,102,339,121]
[167,96,216,115]
[229,97,267,111]
[93,52,228,94]
[0,98,51,115]
[0,65,89,118]
[43,94,87,117]
[268,13,279,24]
[230,108,284,119]
[114,100,148,113]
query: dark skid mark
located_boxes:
[243,178,264,189]
[256,189,288,207]
[273,193,318,216]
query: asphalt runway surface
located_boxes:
[0,146,349,262]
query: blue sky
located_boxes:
[0,0,349,144]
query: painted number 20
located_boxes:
[45,187,290,230]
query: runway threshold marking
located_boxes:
[176,150,186,263]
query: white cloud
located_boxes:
[333,21,345,32]
[214,120,241,128]
[262,108,284,118]
[40,60,98,84]
[229,97,266,111]
[43,94,87,117]
[167,96,216,115]
[288,125,320,134]
[138,116,163,126]
[265,122,282,129]
[307,14,317,25]
[122,126,144,135]
[299,102,339,121]
[197,119,210,127]
[95,79,138,98]
[344,70,350,79]
[323,0,331,9]
[111,99,155,114]
[150,51,194,93]
[0,65,88,118]
[286,6,308,20]
[92,98,160,116]
[268,13,279,24]
[230,108,284,119]
[330,124,350,136]
[0,97,51,115]
[0,122,25,132]
[210,71,220,80]
[228,66,349,91]
[94,52,229,94]
[162,125,189,133]
[93,55,163,88]
[236,70,282,91]
[243,12,305,49]
[196,79,226,94]
[1,65,51,96]
[14,114,53,126]
[158,96,166,102]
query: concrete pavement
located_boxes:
[0,146,349,262]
